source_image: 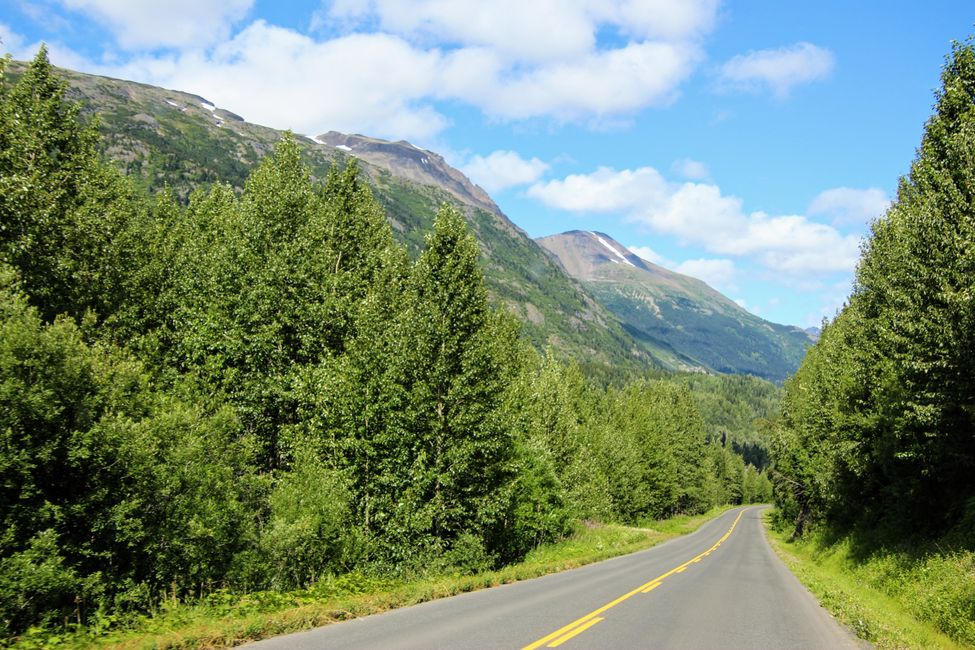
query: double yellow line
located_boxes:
[522,508,747,650]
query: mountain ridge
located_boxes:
[537,230,813,381]
[10,58,810,380]
[9,60,649,375]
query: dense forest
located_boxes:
[775,43,975,539]
[0,49,774,639]
[765,42,975,648]
[771,41,975,541]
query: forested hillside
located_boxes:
[0,49,773,642]
[537,230,813,381]
[769,40,975,647]
[3,58,648,377]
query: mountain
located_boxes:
[537,231,814,381]
[11,61,648,374]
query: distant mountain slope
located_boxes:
[537,231,813,381]
[11,61,648,373]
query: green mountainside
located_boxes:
[11,61,648,373]
[537,230,813,382]
[10,60,810,380]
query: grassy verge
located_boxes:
[17,506,735,649]
[763,511,973,649]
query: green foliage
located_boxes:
[768,518,974,649]
[0,49,137,323]
[583,267,810,382]
[0,263,262,636]
[378,205,521,561]
[261,447,354,590]
[0,53,771,642]
[771,39,975,538]
[0,529,80,634]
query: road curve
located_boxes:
[245,506,862,649]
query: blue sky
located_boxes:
[2,1,972,327]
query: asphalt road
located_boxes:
[246,506,862,649]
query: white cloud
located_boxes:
[325,0,718,62]
[446,40,699,121]
[528,166,670,212]
[22,0,712,142]
[0,22,27,55]
[627,244,670,266]
[59,0,254,50]
[808,186,890,225]
[596,0,720,41]
[328,0,597,63]
[672,157,709,180]
[719,42,835,98]
[675,257,737,291]
[528,166,862,273]
[316,0,711,124]
[460,150,549,193]
[110,25,449,141]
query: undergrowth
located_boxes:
[764,510,974,649]
[7,507,733,649]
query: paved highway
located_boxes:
[246,506,862,649]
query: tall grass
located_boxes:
[765,511,974,649]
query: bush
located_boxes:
[260,447,354,590]
[0,530,80,635]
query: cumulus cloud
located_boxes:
[440,40,699,121]
[110,25,449,141]
[528,166,862,274]
[675,258,737,291]
[719,42,835,98]
[627,244,670,266]
[460,150,549,193]
[18,0,716,141]
[60,0,254,50]
[326,0,718,61]
[808,186,890,225]
[327,0,598,62]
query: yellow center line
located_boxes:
[521,508,747,650]
[547,617,604,647]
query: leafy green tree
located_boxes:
[0,264,261,634]
[388,204,520,560]
[850,39,975,528]
[0,48,135,322]
[772,40,975,535]
[260,444,354,590]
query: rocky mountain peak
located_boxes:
[314,131,499,215]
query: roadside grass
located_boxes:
[763,511,974,649]
[12,506,736,650]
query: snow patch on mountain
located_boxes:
[590,232,635,267]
